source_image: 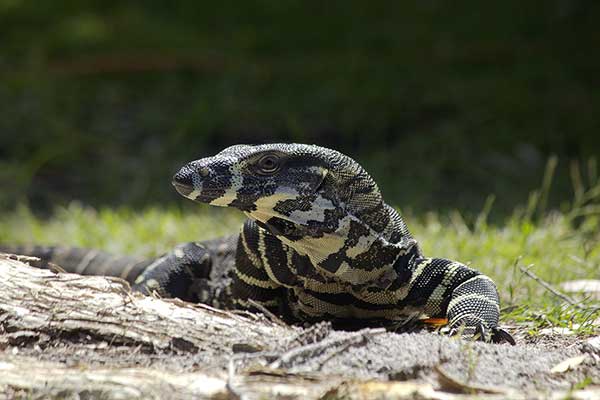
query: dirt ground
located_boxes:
[1,255,599,399]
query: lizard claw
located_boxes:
[447,322,488,341]
[448,321,515,344]
[475,321,487,341]
[490,327,516,345]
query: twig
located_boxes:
[315,339,360,371]
[269,328,386,369]
[247,299,288,327]
[518,264,585,309]
[226,358,244,400]
[48,53,225,75]
[225,350,281,400]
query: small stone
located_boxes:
[587,336,600,351]
[561,280,600,300]
[539,326,578,336]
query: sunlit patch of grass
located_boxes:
[410,158,600,334]
[503,304,599,336]
[409,208,600,334]
[0,202,244,257]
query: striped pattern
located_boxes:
[1,143,513,343]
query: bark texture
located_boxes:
[1,254,599,400]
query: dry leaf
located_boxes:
[550,355,588,373]
[434,366,507,394]
[326,380,455,400]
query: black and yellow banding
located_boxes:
[2,143,513,343]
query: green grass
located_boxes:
[1,186,598,335]
[1,1,599,212]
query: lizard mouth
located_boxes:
[172,180,195,197]
[172,173,229,204]
[172,181,226,204]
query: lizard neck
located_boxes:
[246,201,419,287]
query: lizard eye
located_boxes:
[256,154,281,175]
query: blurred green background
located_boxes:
[1,0,599,217]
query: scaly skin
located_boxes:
[1,143,514,343]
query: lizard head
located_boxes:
[173,143,383,225]
[173,143,415,285]
[173,144,328,211]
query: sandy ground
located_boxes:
[1,255,599,399]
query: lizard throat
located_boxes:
[245,208,417,287]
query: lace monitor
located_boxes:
[1,143,514,343]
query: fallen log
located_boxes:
[0,254,341,399]
[2,254,599,400]
[0,254,294,353]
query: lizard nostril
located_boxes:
[172,167,195,196]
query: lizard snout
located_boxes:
[172,165,195,197]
